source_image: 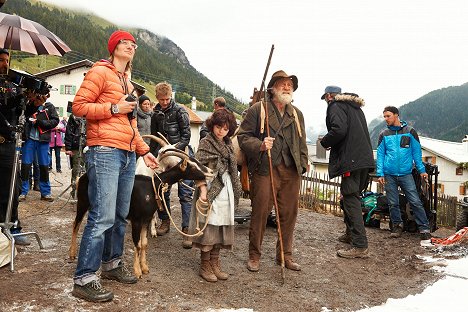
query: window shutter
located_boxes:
[72,85,76,95]
[60,85,64,94]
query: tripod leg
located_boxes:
[13,232,44,249]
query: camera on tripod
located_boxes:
[7,69,50,95]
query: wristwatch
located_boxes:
[111,104,119,115]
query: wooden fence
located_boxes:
[300,170,342,216]
[299,170,460,228]
[436,194,459,227]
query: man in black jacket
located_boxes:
[64,114,86,199]
[150,82,193,248]
[0,48,30,245]
[320,86,375,259]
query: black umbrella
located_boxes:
[0,12,71,56]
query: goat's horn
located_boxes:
[157,132,170,145]
[159,150,189,160]
[161,148,191,158]
[180,159,187,171]
[142,134,167,147]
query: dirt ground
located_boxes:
[0,161,464,312]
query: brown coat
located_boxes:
[237,101,308,176]
[72,60,149,155]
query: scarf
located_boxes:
[137,107,153,119]
[196,132,242,206]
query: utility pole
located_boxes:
[211,85,216,102]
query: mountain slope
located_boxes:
[2,0,247,114]
[369,83,468,147]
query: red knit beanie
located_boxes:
[107,30,136,55]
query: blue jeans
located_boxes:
[159,180,194,228]
[74,146,136,285]
[385,174,429,232]
[21,139,51,196]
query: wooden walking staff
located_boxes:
[260,47,286,282]
[263,97,286,283]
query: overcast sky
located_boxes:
[42,0,468,134]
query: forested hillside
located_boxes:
[2,0,247,113]
[369,83,468,147]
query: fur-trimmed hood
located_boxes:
[334,93,365,107]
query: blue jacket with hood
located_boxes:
[376,120,426,177]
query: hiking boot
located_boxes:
[18,194,26,202]
[276,259,301,271]
[156,219,170,236]
[33,183,40,192]
[199,260,217,282]
[247,258,259,272]
[57,169,62,173]
[41,194,54,202]
[71,280,114,302]
[210,258,229,280]
[338,233,352,244]
[101,265,137,284]
[390,225,403,238]
[182,227,192,249]
[337,247,369,259]
[420,232,431,240]
[420,232,432,247]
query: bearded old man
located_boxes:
[237,70,308,272]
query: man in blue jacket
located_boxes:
[376,106,431,242]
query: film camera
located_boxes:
[7,68,51,95]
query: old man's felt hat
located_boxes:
[267,70,298,91]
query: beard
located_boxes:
[273,90,293,105]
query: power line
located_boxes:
[13,50,248,114]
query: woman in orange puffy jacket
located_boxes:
[71,30,158,303]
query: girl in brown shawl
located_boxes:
[189,109,241,282]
